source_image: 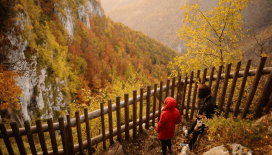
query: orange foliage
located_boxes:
[0,65,22,111]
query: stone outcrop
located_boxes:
[203,145,229,155]
[99,140,125,155]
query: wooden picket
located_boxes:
[0,57,272,155]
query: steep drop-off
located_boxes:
[106,0,272,53]
[0,0,178,124]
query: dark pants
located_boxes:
[160,139,171,155]
[188,119,205,148]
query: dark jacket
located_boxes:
[188,95,216,134]
[156,97,181,140]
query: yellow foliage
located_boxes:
[169,0,252,76]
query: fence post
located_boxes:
[59,117,69,155]
[107,100,114,145]
[158,81,163,121]
[171,78,175,97]
[197,68,207,111]
[116,96,122,141]
[139,88,144,133]
[234,60,251,117]
[185,71,194,119]
[76,111,83,154]
[166,79,170,97]
[225,61,241,118]
[47,118,59,155]
[152,84,157,126]
[124,93,130,140]
[10,122,27,155]
[146,86,151,129]
[190,70,200,120]
[242,57,267,119]
[209,67,215,89]
[36,120,48,155]
[100,102,106,149]
[0,123,14,155]
[264,94,272,114]
[254,66,272,118]
[133,90,137,139]
[84,108,93,154]
[181,75,188,115]
[24,121,37,155]
[218,64,231,115]
[66,115,75,155]
[213,65,223,101]
[176,75,182,110]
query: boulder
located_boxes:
[231,143,253,155]
[178,146,195,155]
[99,140,125,155]
[203,145,229,155]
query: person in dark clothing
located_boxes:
[180,84,217,149]
[156,97,181,155]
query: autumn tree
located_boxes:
[0,65,22,122]
[169,0,252,76]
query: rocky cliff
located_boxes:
[1,0,104,123]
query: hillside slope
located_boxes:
[107,0,272,53]
[0,0,178,123]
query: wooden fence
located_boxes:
[1,57,272,155]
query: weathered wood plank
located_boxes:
[264,94,272,114]
[10,122,27,155]
[254,65,272,118]
[185,71,194,119]
[76,111,83,155]
[181,76,188,115]
[133,90,137,140]
[124,93,130,140]
[176,75,182,111]
[166,79,170,97]
[36,120,48,155]
[47,118,58,155]
[152,84,157,126]
[190,70,200,120]
[66,115,75,155]
[59,117,68,155]
[218,64,231,115]
[146,86,151,129]
[84,108,92,154]
[234,60,251,117]
[197,68,207,111]
[225,61,241,118]
[158,81,163,121]
[213,65,223,101]
[171,78,176,97]
[116,96,122,141]
[139,88,144,134]
[209,67,215,88]
[242,57,267,119]
[100,102,106,149]
[24,121,37,155]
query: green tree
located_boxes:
[169,0,252,76]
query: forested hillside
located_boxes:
[106,0,272,53]
[0,0,178,124]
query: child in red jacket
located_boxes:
[156,97,181,155]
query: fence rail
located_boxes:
[1,57,272,155]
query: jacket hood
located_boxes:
[162,97,177,111]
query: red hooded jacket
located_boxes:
[156,97,181,140]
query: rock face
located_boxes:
[1,0,105,123]
[203,145,229,155]
[203,144,253,155]
[99,140,125,155]
[231,143,253,155]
